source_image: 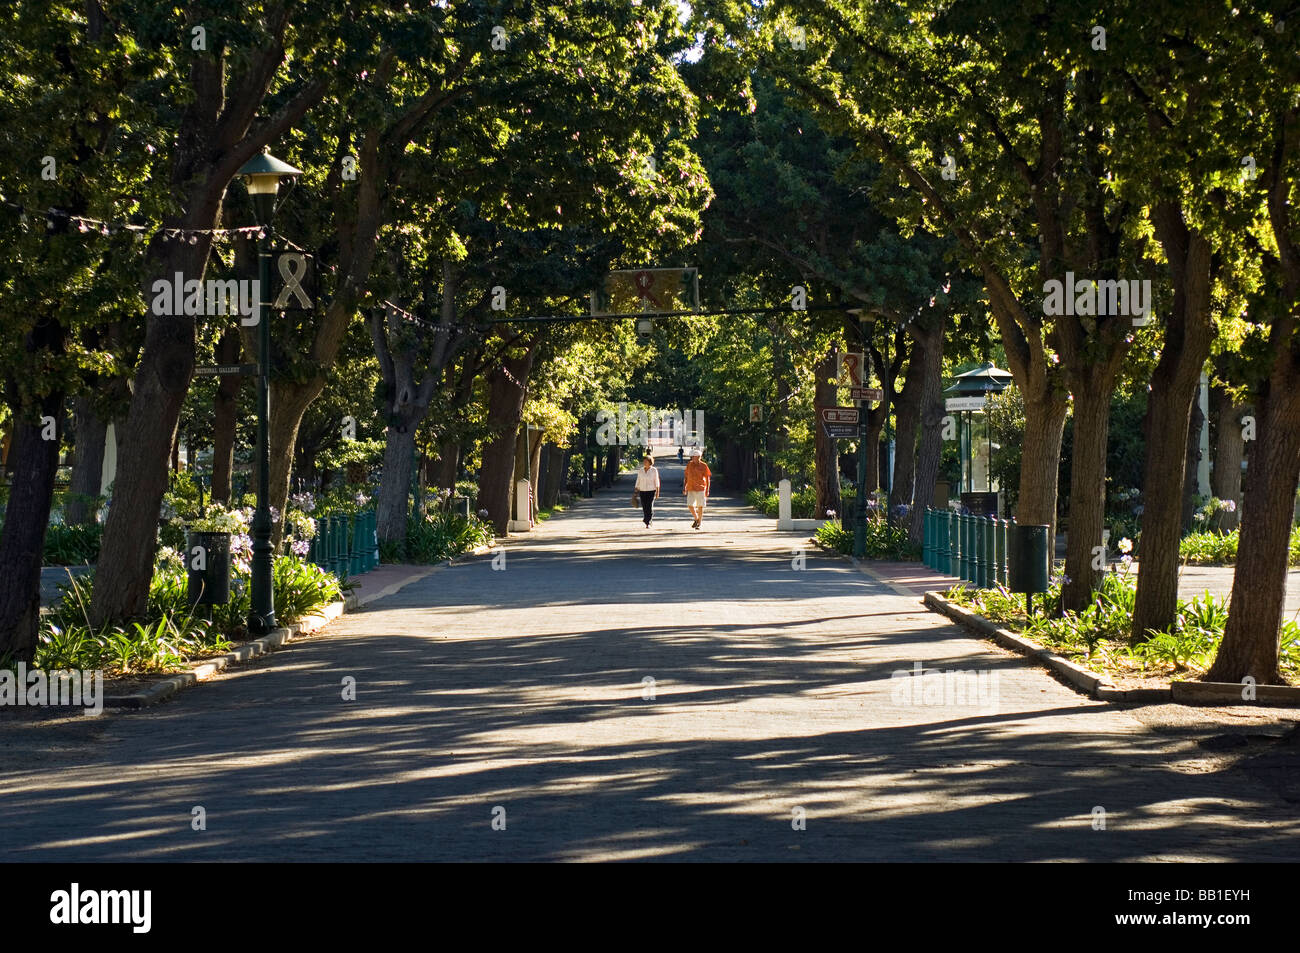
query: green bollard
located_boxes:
[983,517,993,588]
[923,509,931,568]
[334,516,347,578]
[944,510,954,576]
[956,513,965,582]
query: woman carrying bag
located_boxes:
[633,454,661,528]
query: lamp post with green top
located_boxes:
[236,147,302,635]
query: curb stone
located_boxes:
[921,589,1300,707]
[103,563,444,711]
[1171,679,1300,706]
[922,590,1128,701]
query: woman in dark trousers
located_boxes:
[633,454,661,528]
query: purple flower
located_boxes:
[291,539,311,557]
[1223,499,1236,513]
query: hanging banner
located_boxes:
[590,268,700,316]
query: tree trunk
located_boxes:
[476,350,535,534]
[90,240,210,625]
[528,433,545,517]
[1132,375,1210,638]
[433,438,460,492]
[268,379,324,549]
[377,424,417,545]
[210,329,243,505]
[0,401,64,662]
[1061,384,1114,612]
[1015,388,1070,537]
[66,394,107,526]
[1131,221,1216,640]
[813,351,842,519]
[1206,338,1300,684]
[908,319,945,543]
[1180,398,1204,532]
[1209,388,1245,533]
[889,349,923,521]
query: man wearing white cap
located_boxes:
[682,448,711,530]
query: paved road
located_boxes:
[3,457,1299,861]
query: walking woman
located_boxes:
[633,454,661,528]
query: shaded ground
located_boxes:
[2,454,1298,861]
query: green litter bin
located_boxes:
[1008,523,1050,611]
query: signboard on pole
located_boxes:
[945,396,987,412]
[590,268,700,316]
[194,364,258,377]
[819,406,860,425]
[836,352,865,387]
[850,387,883,402]
[822,422,858,439]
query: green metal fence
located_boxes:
[923,507,1014,589]
[309,510,379,577]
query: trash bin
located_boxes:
[186,531,231,606]
[1008,523,1050,608]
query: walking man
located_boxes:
[683,447,711,530]
[634,454,660,528]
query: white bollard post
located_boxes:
[509,479,532,532]
[777,478,793,531]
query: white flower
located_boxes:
[291,539,311,557]
[1118,537,1133,554]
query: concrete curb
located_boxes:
[103,563,443,711]
[1171,680,1300,706]
[922,590,1126,701]
[922,590,1300,706]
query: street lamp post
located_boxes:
[237,147,302,635]
[847,309,873,559]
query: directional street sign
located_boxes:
[822,422,859,439]
[819,406,860,424]
[850,387,884,402]
[195,364,258,377]
[945,396,987,412]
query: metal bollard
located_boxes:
[983,517,994,588]
[923,509,932,568]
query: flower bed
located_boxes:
[942,564,1300,687]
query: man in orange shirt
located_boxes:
[683,448,711,530]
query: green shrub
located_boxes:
[814,514,920,561]
[1179,526,1300,567]
[943,568,1295,679]
[746,484,831,520]
[392,508,494,564]
[37,553,343,674]
[42,522,103,565]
